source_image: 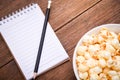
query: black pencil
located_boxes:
[31,0,52,80]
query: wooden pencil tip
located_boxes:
[30,72,37,80]
[29,77,35,80]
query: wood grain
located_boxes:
[0,34,13,68]
[0,0,100,31]
[39,0,101,31]
[0,0,100,80]
[36,61,76,80]
[56,0,120,56]
[0,0,120,80]
[0,60,25,80]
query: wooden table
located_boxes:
[0,0,120,80]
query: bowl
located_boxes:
[73,24,120,80]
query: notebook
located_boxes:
[0,3,69,80]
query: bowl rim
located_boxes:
[72,24,120,80]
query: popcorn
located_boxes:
[88,44,100,52]
[112,60,120,71]
[89,66,102,74]
[82,35,94,45]
[77,46,87,56]
[111,75,120,80]
[99,28,108,38]
[76,27,120,80]
[78,63,89,72]
[99,58,106,68]
[118,71,120,77]
[76,56,85,64]
[109,32,118,39]
[103,67,110,74]
[105,43,116,55]
[106,58,114,68]
[100,42,106,50]
[99,73,107,80]
[90,73,99,80]
[98,50,111,60]
[78,72,88,79]
[102,51,111,60]
[84,52,91,59]
[111,39,120,49]
[97,35,105,43]
[115,56,120,61]
[116,48,120,55]
[88,45,96,55]
[86,58,98,68]
[107,70,118,77]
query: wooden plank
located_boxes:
[37,61,76,80]
[0,0,100,31]
[38,0,101,31]
[0,60,25,80]
[56,0,120,54]
[0,58,75,80]
[0,34,13,68]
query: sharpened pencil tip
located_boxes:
[29,77,35,80]
[31,72,37,80]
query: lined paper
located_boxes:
[0,4,69,80]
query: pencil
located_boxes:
[30,0,52,80]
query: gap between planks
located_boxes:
[55,0,102,32]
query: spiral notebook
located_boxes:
[0,3,69,80]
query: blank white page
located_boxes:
[0,3,69,80]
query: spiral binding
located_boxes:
[0,3,37,26]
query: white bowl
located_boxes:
[73,24,120,80]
